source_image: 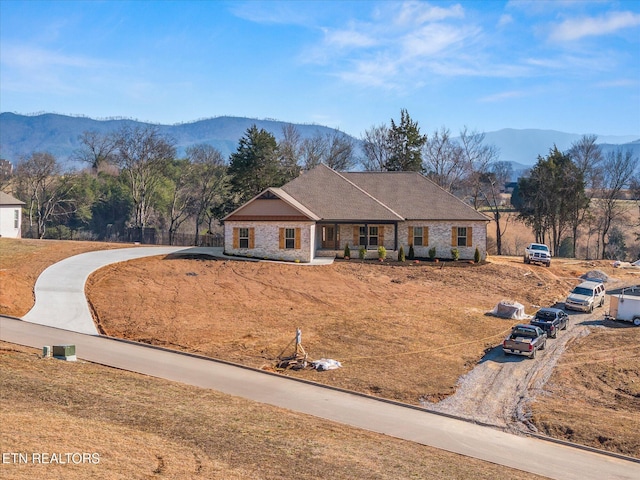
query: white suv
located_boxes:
[565,280,606,313]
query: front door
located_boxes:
[321,225,336,249]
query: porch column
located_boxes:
[394,222,398,251]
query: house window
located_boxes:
[239,228,249,249]
[14,209,19,229]
[457,227,467,247]
[285,228,295,249]
[368,226,379,247]
[359,226,366,246]
[413,227,423,246]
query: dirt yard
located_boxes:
[86,254,577,404]
[2,237,640,459]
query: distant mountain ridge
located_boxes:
[1,112,638,172]
[0,112,341,168]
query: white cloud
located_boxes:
[550,11,640,41]
[392,1,464,26]
[498,14,513,27]
[322,28,378,49]
[1,44,109,70]
[478,90,528,103]
[594,78,638,88]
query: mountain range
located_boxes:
[1,112,638,174]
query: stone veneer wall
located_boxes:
[224,221,315,262]
[334,221,486,260]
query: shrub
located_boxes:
[428,246,436,261]
[398,245,405,262]
[451,247,460,261]
[474,247,481,263]
[378,245,387,260]
[344,243,351,259]
[408,244,415,260]
[359,247,367,260]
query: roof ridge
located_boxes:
[415,171,490,220]
[325,165,405,220]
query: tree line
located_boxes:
[1,110,638,259]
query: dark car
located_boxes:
[530,307,568,339]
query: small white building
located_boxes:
[0,192,25,238]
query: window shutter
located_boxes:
[353,226,359,246]
[408,226,413,246]
[295,228,301,249]
[466,227,472,247]
[249,228,255,249]
[279,228,285,249]
[451,227,457,246]
[424,226,429,246]
[233,228,239,249]
[378,226,385,246]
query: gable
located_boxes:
[224,188,320,221]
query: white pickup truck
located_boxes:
[524,243,551,267]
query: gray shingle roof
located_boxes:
[342,171,489,221]
[280,164,403,221]
[0,191,25,206]
[280,164,488,222]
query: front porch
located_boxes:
[315,221,399,257]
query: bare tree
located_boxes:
[567,134,603,256]
[73,130,117,173]
[300,133,327,170]
[113,126,176,230]
[324,130,355,171]
[299,130,355,171]
[594,148,636,259]
[422,126,465,192]
[458,127,500,208]
[278,124,302,181]
[13,152,75,238]
[478,161,512,255]
[361,124,390,171]
[186,144,229,244]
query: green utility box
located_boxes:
[53,344,76,358]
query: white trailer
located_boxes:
[608,289,640,326]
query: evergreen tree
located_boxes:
[228,125,282,203]
[384,109,427,172]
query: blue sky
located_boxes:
[1,0,639,138]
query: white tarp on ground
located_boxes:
[310,358,342,371]
[490,300,530,320]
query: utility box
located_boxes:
[42,346,51,357]
[53,344,77,361]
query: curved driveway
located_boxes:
[4,246,640,480]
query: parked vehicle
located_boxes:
[606,288,640,326]
[502,324,547,359]
[524,243,551,267]
[564,280,606,313]
[530,307,568,338]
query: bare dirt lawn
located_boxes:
[2,237,639,460]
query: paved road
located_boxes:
[6,246,640,479]
[2,317,638,480]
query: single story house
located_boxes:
[223,164,489,262]
[0,191,25,239]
